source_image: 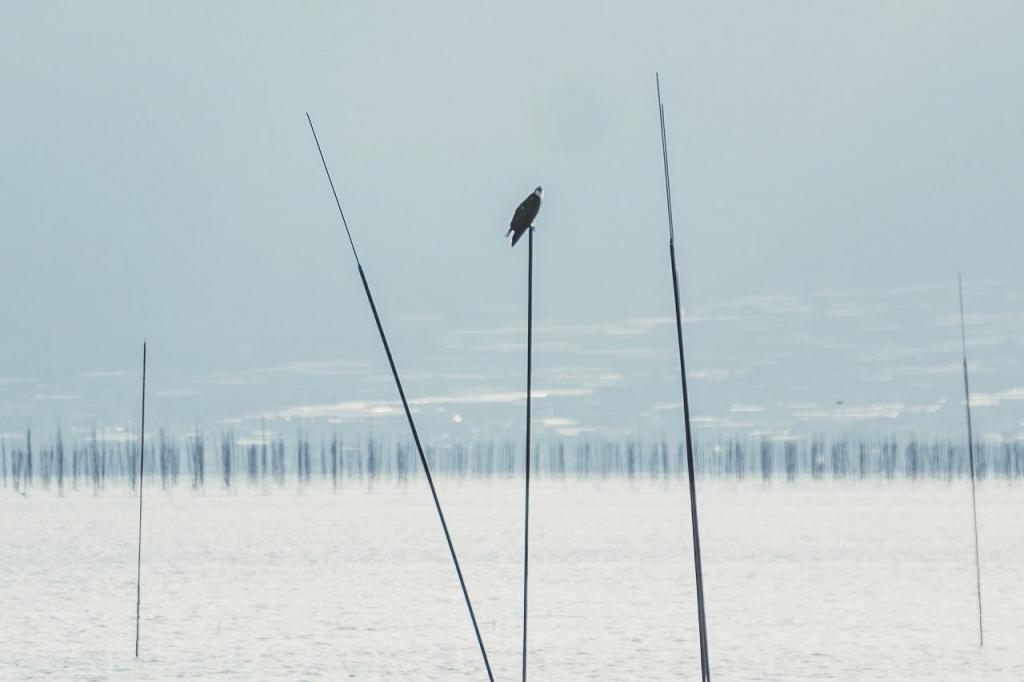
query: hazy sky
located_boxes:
[2,2,1022,441]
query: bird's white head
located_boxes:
[534,186,544,198]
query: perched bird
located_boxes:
[506,186,543,247]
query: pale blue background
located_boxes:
[2,2,1022,442]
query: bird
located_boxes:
[506,186,543,247]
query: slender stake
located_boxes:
[306,113,493,680]
[521,227,534,682]
[958,274,984,647]
[656,73,711,682]
[135,341,147,658]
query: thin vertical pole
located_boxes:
[306,113,493,680]
[656,73,711,682]
[135,341,147,658]
[958,274,984,647]
[522,226,534,682]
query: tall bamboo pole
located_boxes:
[656,74,711,681]
[134,341,147,658]
[958,274,984,647]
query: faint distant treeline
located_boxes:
[3,429,1024,493]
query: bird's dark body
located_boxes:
[506,189,542,247]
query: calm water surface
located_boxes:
[1,479,1021,680]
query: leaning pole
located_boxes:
[305,113,493,680]
[656,74,711,682]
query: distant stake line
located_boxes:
[305,113,494,681]
[958,274,984,647]
[656,74,712,681]
[6,433,1017,488]
[135,341,146,658]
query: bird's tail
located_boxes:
[510,226,527,247]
